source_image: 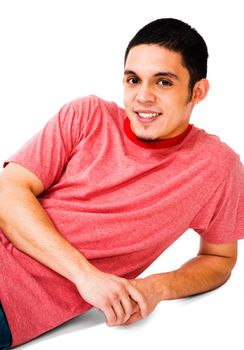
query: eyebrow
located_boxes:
[124,70,179,80]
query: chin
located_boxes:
[137,136,160,143]
[134,131,160,142]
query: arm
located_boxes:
[125,238,237,325]
[0,163,147,325]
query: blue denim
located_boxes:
[0,303,12,350]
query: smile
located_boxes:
[137,112,161,119]
[135,111,161,123]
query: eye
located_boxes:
[158,79,173,87]
[127,77,140,84]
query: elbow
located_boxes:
[218,255,237,286]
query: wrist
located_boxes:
[148,271,177,301]
[67,253,95,285]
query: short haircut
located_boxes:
[124,18,208,95]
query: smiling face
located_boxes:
[123,44,209,142]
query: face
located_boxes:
[123,44,204,142]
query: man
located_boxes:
[0,18,243,349]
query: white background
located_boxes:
[0,0,243,349]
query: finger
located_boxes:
[103,306,117,326]
[123,310,142,326]
[111,299,127,325]
[131,302,140,315]
[127,284,148,318]
[119,295,133,322]
[123,302,141,326]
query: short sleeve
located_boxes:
[192,156,244,243]
[3,98,89,190]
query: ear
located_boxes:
[191,78,210,105]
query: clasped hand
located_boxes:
[75,266,159,326]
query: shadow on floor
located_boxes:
[17,308,105,348]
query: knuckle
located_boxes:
[114,286,121,295]
[121,278,129,287]
[117,283,126,293]
[102,297,111,309]
[110,292,119,302]
[107,318,115,326]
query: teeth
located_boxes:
[137,112,160,119]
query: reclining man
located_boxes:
[0,18,243,349]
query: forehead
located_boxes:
[125,44,188,79]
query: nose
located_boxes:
[135,83,156,104]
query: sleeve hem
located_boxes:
[3,160,48,191]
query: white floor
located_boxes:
[17,231,244,350]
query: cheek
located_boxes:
[162,94,186,112]
[123,91,134,108]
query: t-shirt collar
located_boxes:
[124,117,192,149]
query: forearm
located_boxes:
[0,185,92,284]
[148,254,235,301]
[0,177,148,326]
[124,253,236,326]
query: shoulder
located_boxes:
[61,95,126,137]
[189,126,242,180]
[68,95,124,119]
[51,95,125,129]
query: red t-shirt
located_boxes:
[1,95,243,347]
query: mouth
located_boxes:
[135,111,162,123]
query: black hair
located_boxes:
[124,18,208,95]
